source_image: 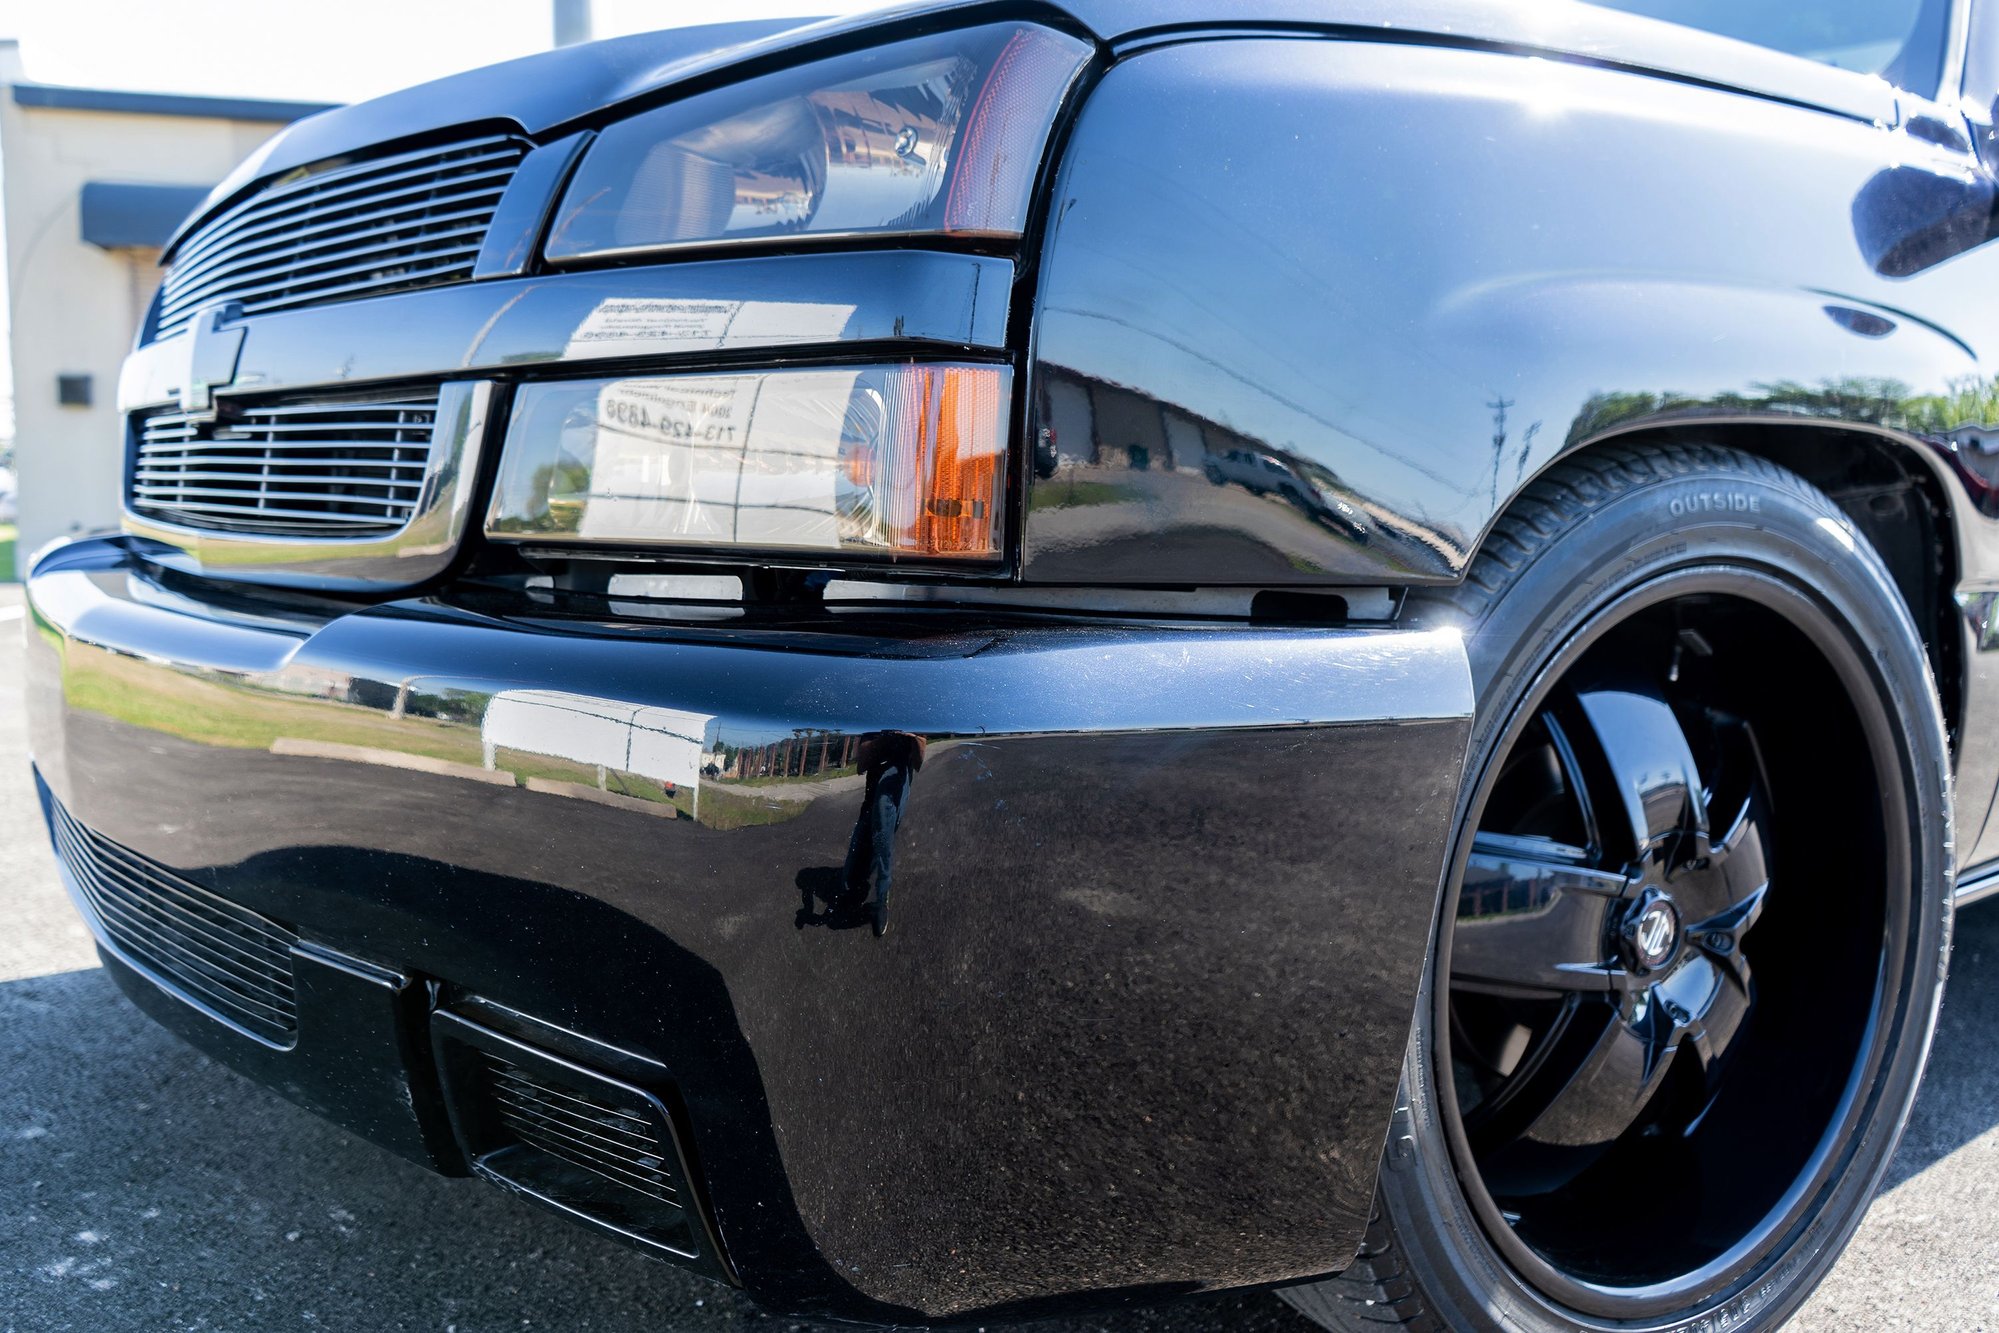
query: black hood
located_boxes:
[166,0,1896,258]
[163,6,940,256]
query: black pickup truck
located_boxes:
[26,2,1999,1328]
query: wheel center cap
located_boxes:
[1623,892,1682,972]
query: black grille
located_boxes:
[483,1055,684,1208]
[50,800,298,1045]
[156,132,527,339]
[131,388,440,537]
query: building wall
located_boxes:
[0,93,290,559]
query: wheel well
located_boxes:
[1552,425,1963,744]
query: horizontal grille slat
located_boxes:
[130,386,441,538]
[229,398,442,418]
[136,457,429,474]
[494,1111,682,1203]
[480,1056,682,1206]
[229,255,486,322]
[132,481,424,502]
[162,175,514,295]
[166,142,521,278]
[135,474,426,492]
[81,827,299,946]
[82,843,301,973]
[160,226,493,324]
[495,1120,682,1203]
[171,137,524,271]
[157,133,527,337]
[140,511,405,535]
[142,436,432,451]
[491,1095,671,1168]
[75,892,299,1019]
[160,235,490,325]
[50,800,298,1044]
[59,830,298,1001]
[490,1086,664,1156]
[171,184,512,284]
[491,1069,657,1131]
[135,498,416,525]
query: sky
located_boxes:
[0,0,883,103]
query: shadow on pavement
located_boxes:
[7,904,1996,1330]
[0,966,1312,1332]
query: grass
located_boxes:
[59,643,819,831]
[1029,480,1130,511]
[63,643,487,763]
[0,524,15,583]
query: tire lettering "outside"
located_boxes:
[1669,492,1760,517]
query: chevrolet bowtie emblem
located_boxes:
[173,302,246,418]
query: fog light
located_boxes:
[486,363,1011,561]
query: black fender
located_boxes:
[1024,29,1999,862]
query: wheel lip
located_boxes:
[1432,560,1918,1324]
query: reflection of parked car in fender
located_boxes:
[1299,489,1372,544]
[1284,457,1375,544]
[1205,447,1373,543]
[1203,445,1293,495]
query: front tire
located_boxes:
[1285,442,1952,1332]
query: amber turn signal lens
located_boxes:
[486,363,1012,563]
[921,365,1006,555]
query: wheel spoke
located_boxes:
[1474,995,1680,1196]
[1680,715,1775,926]
[1561,681,1709,864]
[1657,951,1754,1102]
[1453,833,1629,994]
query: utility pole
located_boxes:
[553,0,592,47]
[1486,393,1514,509]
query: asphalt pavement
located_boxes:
[1,580,1994,1331]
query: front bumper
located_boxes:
[25,537,1472,1323]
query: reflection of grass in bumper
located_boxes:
[60,644,817,831]
[0,524,15,582]
[684,784,809,831]
[1028,480,1128,510]
[63,643,485,761]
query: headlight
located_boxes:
[486,364,1012,562]
[543,23,1090,262]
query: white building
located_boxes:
[0,42,333,560]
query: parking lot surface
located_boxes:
[3,583,1995,1331]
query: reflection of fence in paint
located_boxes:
[715,728,856,782]
[482,689,716,819]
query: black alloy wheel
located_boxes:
[1283,443,1952,1333]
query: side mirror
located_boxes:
[1851,162,1997,277]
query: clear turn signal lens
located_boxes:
[486,364,1012,562]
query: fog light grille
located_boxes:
[484,1056,682,1207]
[432,1011,727,1276]
[49,798,298,1046]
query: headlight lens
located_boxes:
[487,364,1012,561]
[543,22,1090,262]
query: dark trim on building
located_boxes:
[79,181,213,249]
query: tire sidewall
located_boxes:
[1384,459,1954,1332]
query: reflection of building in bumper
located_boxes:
[482,689,715,819]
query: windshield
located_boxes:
[1587,0,1954,93]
